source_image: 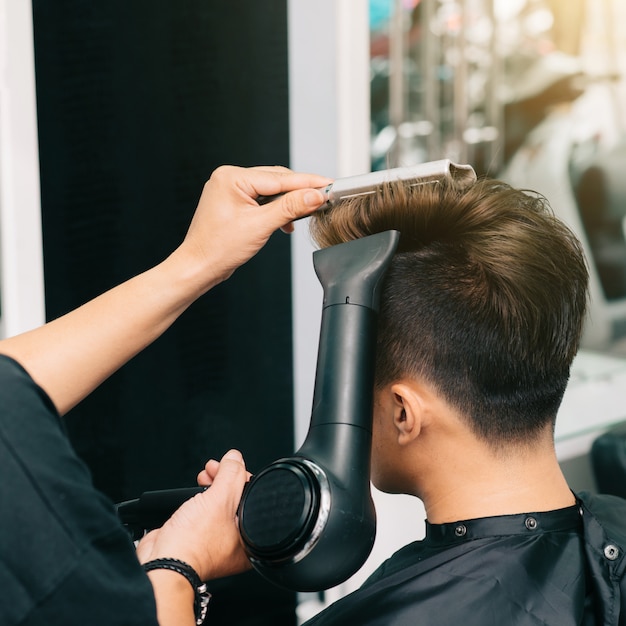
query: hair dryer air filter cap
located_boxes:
[238,460,322,561]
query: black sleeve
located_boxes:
[0,355,158,625]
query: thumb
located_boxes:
[273,188,327,226]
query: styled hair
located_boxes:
[309,177,589,446]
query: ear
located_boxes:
[389,382,429,446]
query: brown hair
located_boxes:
[310,178,589,445]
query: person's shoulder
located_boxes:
[362,539,427,587]
[579,490,626,543]
[578,491,626,619]
[579,491,626,526]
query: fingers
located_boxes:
[197,459,220,485]
[209,449,247,496]
[250,168,330,228]
[249,165,293,174]
[210,164,329,196]
[197,450,247,488]
[228,165,330,199]
[209,165,331,222]
[197,450,252,487]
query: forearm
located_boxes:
[0,247,213,415]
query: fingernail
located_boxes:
[224,449,242,461]
[304,189,325,209]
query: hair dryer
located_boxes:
[237,229,399,591]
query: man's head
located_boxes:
[310,177,588,467]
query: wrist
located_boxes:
[162,245,226,301]
[144,559,211,625]
[147,567,195,598]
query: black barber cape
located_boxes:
[304,493,626,624]
[0,355,158,625]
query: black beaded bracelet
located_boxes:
[143,558,211,625]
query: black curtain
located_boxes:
[32,1,296,623]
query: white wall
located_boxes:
[0,0,46,338]
[288,0,371,448]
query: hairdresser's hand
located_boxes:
[172,165,331,292]
[136,449,251,581]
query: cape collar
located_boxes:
[425,502,583,546]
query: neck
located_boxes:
[416,436,576,524]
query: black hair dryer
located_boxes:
[237,229,400,591]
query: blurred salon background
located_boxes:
[368,0,626,355]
